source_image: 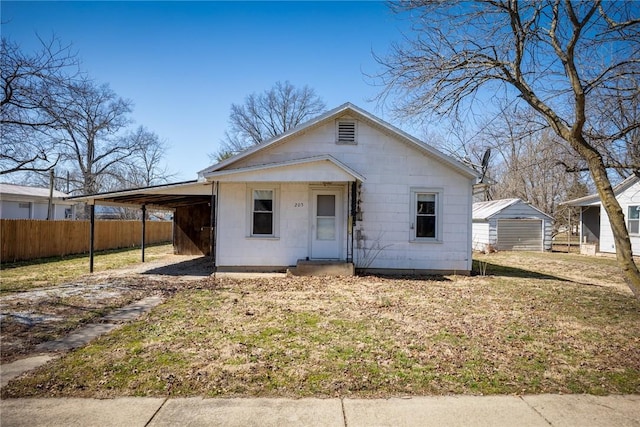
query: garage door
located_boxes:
[496,219,542,251]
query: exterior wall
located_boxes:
[218,119,473,272]
[217,182,349,268]
[1,201,32,219]
[471,221,490,251]
[0,200,70,220]
[32,202,49,219]
[485,202,553,251]
[598,181,640,255]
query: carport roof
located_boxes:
[67,180,214,209]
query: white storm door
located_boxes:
[310,190,342,259]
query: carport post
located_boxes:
[89,203,95,273]
[141,205,146,263]
[210,182,217,274]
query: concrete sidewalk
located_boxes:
[1,394,639,426]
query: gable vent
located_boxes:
[336,120,357,144]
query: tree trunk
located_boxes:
[585,147,640,298]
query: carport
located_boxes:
[68,180,218,272]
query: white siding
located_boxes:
[1,200,72,219]
[32,202,49,219]
[217,182,349,268]
[217,119,473,272]
[598,181,640,255]
[1,201,32,219]
[472,222,490,251]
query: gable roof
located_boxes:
[473,198,553,220]
[562,174,640,207]
[199,102,478,180]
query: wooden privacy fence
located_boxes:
[1,219,173,262]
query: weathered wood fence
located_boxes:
[1,219,173,262]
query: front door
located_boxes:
[310,189,342,259]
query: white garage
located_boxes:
[473,199,553,252]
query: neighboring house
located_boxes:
[563,174,639,256]
[0,183,76,220]
[74,103,478,274]
[472,198,553,252]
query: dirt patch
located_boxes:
[0,255,213,363]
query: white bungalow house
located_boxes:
[0,183,76,220]
[563,174,639,256]
[472,198,553,252]
[201,103,477,274]
[74,103,478,274]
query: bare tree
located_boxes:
[110,126,176,188]
[2,36,175,220]
[43,78,135,199]
[0,36,78,174]
[473,103,589,231]
[212,81,326,161]
[376,0,640,297]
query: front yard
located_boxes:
[1,251,639,398]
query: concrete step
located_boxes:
[289,260,354,277]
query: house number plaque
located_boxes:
[294,203,304,208]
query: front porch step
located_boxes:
[289,260,354,277]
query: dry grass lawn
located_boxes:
[2,251,639,398]
[1,244,174,293]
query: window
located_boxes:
[629,205,639,235]
[336,120,357,144]
[416,193,436,238]
[411,188,442,242]
[252,189,274,235]
[316,194,336,240]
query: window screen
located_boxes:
[629,205,639,235]
[253,190,273,235]
[416,193,436,238]
[316,195,336,240]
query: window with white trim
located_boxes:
[410,188,442,241]
[336,120,357,144]
[252,189,274,236]
[629,205,639,235]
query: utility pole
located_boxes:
[47,169,55,220]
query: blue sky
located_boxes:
[2,1,410,181]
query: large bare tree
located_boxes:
[377,0,640,297]
[0,36,78,175]
[44,78,136,197]
[213,81,326,161]
[2,36,175,216]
